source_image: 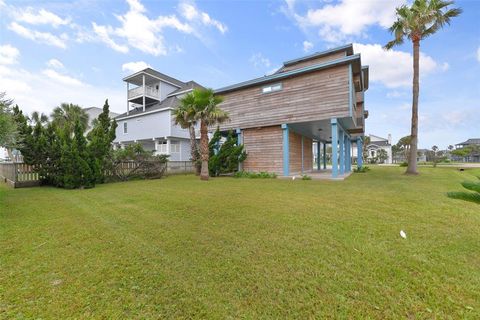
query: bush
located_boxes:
[301,174,312,180]
[447,176,480,204]
[399,162,408,167]
[354,166,370,173]
[233,171,277,179]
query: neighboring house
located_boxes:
[417,149,428,162]
[454,138,480,162]
[367,134,393,164]
[215,44,369,178]
[83,107,119,134]
[0,147,9,161]
[114,68,203,161]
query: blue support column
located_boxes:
[282,124,289,176]
[331,119,338,178]
[236,128,242,171]
[339,127,345,175]
[316,141,321,170]
[343,134,349,173]
[346,138,351,172]
[323,142,327,169]
[357,137,363,168]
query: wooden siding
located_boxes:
[289,131,313,174]
[280,51,346,73]
[219,65,350,131]
[242,126,283,174]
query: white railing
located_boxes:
[128,86,160,99]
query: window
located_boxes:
[123,122,128,134]
[262,83,282,94]
[158,141,168,154]
[171,141,180,153]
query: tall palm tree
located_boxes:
[173,92,200,175]
[384,0,461,175]
[51,103,89,136]
[192,88,229,181]
[29,111,49,125]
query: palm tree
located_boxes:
[51,103,89,135]
[192,88,229,181]
[384,0,461,175]
[173,92,200,175]
[29,111,49,125]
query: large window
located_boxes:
[123,122,128,134]
[158,141,168,154]
[262,83,282,94]
[170,141,180,153]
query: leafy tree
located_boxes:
[385,0,461,174]
[87,99,117,183]
[432,145,439,167]
[173,93,200,175]
[190,88,229,181]
[362,136,371,162]
[208,128,247,176]
[0,93,18,160]
[377,149,388,164]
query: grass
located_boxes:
[1,166,480,318]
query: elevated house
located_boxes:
[215,44,369,178]
[351,134,393,164]
[83,107,119,134]
[113,68,203,161]
[454,138,480,162]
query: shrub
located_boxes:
[233,171,277,179]
[354,166,370,173]
[209,129,247,176]
[301,174,312,180]
[399,162,408,167]
[447,176,480,204]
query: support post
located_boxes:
[331,119,338,178]
[126,82,129,115]
[316,141,321,170]
[357,137,363,169]
[339,126,345,175]
[323,142,327,169]
[282,124,289,176]
[236,129,242,171]
[166,138,171,156]
[301,136,304,174]
[142,74,146,112]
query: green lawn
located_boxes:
[1,167,480,318]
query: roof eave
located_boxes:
[215,54,361,94]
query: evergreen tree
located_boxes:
[208,129,246,176]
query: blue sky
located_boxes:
[0,0,479,148]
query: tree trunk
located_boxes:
[199,120,209,180]
[188,125,200,175]
[407,39,420,175]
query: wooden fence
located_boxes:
[0,161,195,188]
[0,162,40,188]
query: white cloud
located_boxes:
[249,53,271,68]
[46,59,64,69]
[8,22,68,49]
[179,2,228,34]
[122,61,151,73]
[0,63,124,115]
[353,43,447,88]
[0,44,20,65]
[14,8,70,28]
[42,69,85,87]
[284,0,405,44]
[92,23,129,53]
[303,40,313,52]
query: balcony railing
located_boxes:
[128,86,160,100]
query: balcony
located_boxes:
[128,86,160,105]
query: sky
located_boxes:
[0,0,479,149]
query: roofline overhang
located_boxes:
[167,88,193,98]
[283,43,353,66]
[115,107,174,121]
[215,54,361,94]
[123,69,183,88]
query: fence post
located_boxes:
[14,163,18,185]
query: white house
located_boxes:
[352,134,393,164]
[113,68,202,161]
[83,107,119,134]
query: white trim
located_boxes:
[116,107,173,121]
[167,88,193,98]
[123,70,182,88]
